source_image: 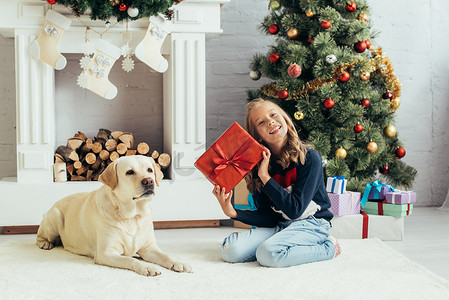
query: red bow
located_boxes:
[209,138,255,180]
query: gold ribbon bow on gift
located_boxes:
[44,24,59,37]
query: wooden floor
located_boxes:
[1,207,448,281]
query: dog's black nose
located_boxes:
[142,178,154,187]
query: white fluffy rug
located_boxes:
[1,231,448,300]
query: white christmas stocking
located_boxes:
[135,14,173,73]
[77,39,121,100]
[31,10,71,70]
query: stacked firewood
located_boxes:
[53,129,171,182]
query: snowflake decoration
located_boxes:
[122,56,135,73]
[81,41,96,56]
[79,55,92,70]
[77,72,89,89]
[120,43,134,57]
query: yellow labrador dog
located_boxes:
[36,155,192,276]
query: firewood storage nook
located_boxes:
[0,0,229,226]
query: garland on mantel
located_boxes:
[45,0,183,22]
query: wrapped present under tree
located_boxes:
[364,201,413,217]
[328,192,361,216]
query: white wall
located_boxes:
[1,0,448,206]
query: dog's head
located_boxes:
[99,155,164,203]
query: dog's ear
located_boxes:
[151,157,164,187]
[99,160,118,190]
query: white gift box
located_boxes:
[326,176,347,194]
[329,213,404,241]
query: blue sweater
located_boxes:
[234,148,333,228]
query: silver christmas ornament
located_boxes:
[127,7,139,18]
[105,20,111,28]
[325,54,337,64]
[249,70,261,80]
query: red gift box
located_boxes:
[194,122,264,192]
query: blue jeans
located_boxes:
[220,216,335,267]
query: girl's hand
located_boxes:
[258,146,271,185]
[212,185,237,218]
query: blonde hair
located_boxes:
[245,98,308,193]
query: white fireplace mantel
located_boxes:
[0,0,229,226]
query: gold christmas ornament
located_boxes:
[390,97,401,112]
[358,13,369,22]
[383,125,397,138]
[294,111,305,120]
[287,28,299,39]
[270,0,280,10]
[306,10,314,17]
[366,141,378,153]
[335,147,347,159]
[360,71,370,81]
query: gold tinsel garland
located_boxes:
[260,62,357,100]
[370,47,402,112]
[261,48,401,112]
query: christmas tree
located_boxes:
[248,0,417,192]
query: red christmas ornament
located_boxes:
[323,97,335,109]
[379,165,389,175]
[383,92,393,99]
[339,71,350,82]
[354,124,363,133]
[269,24,279,34]
[396,147,406,158]
[321,20,331,29]
[365,40,371,48]
[287,64,302,78]
[278,89,289,100]
[345,1,357,12]
[269,53,280,63]
[46,0,57,4]
[307,37,313,44]
[119,3,127,11]
[354,41,367,53]
[361,98,370,108]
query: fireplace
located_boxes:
[0,0,229,226]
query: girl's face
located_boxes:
[250,101,288,149]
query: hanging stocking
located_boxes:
[77,39,121,100]
[31,10,71,70]
[135,14,173,73]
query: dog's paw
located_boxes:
[170,262,193,273]
[136,265,161,277]
[37,240,54,250]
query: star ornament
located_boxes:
[81,41,95,56]
[122,56,135,72]
[79,55,92,70]
[120,43,134,57]
[77,72,89,89]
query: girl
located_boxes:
[212,98,340,267]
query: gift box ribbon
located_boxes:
[209,138,255,181]
[361,212,369,239]
[361,180,395,207]
[377,200,387,215]
[331,176,346,194]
